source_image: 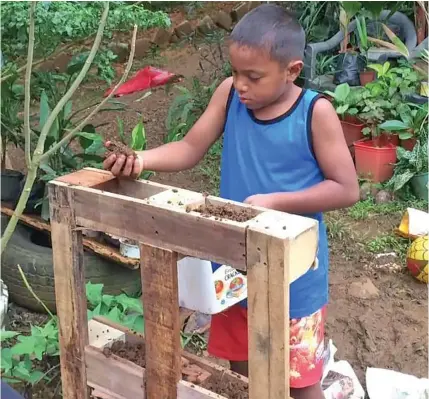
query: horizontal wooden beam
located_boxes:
[50,181,248,270]
[49,168,318,274]
[85,345,229,399]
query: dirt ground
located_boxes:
[4,3,428,397]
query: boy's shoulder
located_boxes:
[208,77,234,111]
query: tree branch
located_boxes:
[23,2,36,168]
[40,24,138,161]
[31,2,110,162]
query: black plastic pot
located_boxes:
[13,178,46,215]
[1,169,24,202]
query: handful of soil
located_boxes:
[104,140,136,159]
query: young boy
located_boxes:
[104,4,359,398]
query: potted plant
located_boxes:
[324,83,365,151]
[378,102,428,151]
[355,16,376,85]
[354,93,398,183]
[1,66,25,202]
[387,140,428,201]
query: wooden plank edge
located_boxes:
[86,345,228,399]
[68,184,247,270]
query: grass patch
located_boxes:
[348,198,428,220]
[366,233,410,259]
[325,214,352,241]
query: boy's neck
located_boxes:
[251,84,303,121]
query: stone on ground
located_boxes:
[349,278,380,299]
[175,20,193,38]
[151,27,172,48]
[214,10,233,31]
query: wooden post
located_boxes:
[140,244,181,399]
[49,184,89,399]
[247,229,290,399]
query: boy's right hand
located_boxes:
[102,141,144,179]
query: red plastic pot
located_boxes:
[359,70,376,86]
[354,139,397,183]
[340,119,364,147]
[400,137,417,151]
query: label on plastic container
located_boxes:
[212,265,247,312]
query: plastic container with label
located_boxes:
[177,257,247,315]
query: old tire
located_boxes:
[1,215,141,313]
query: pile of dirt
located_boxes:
[193,203,257,222]
[104,140,137,159]
[103,341,146,368]
[201,378,249,399]
[103,341,248,398]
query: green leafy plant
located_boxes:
[1,65,24,169]
[387,140,428,192]
[115,117,154,180]
[379,102,428,140]
[339,1,361,51]
[356,15,369,59]
[165,78,218,142]
[86,282,144,333]
[1,318,59,386]
[324,83,364,119]
[367,23,410,58]
[0,1,170,60]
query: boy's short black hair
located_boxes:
[229,4,305,65]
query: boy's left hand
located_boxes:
[244,194,276,209]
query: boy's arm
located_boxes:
[104,77,233,178]
[246,98,359,213]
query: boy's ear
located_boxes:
[286,60,304,82]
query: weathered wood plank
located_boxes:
[62,183,248,270]
[85,345,229,399]
[56,167,115,187]
[246,212,318,399]
[177,381,226,399]
[141,244,181,399]
[49,183,89,399]
[86,345,145,399]
[246,229,289,399]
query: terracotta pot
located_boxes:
[359,70,376,86]
[354,139,397,183]
[340,119,364,147]
[400,137,417,151]
[343,114,362,124]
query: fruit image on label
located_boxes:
[214,280,224,300]
[226,277,245,298]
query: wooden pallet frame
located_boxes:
[48,168,319,399]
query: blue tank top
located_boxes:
[212,86,329,319]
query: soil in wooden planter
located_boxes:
[104,140,137,159]
[103,341,249,398]
[192,203,257,223]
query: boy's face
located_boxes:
[229,43,303,110]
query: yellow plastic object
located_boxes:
[406,235,428,283]
[395,208,429,239]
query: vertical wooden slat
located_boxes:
[247,230,290,399]
[49,184,89,399]
[141,244,181,399]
